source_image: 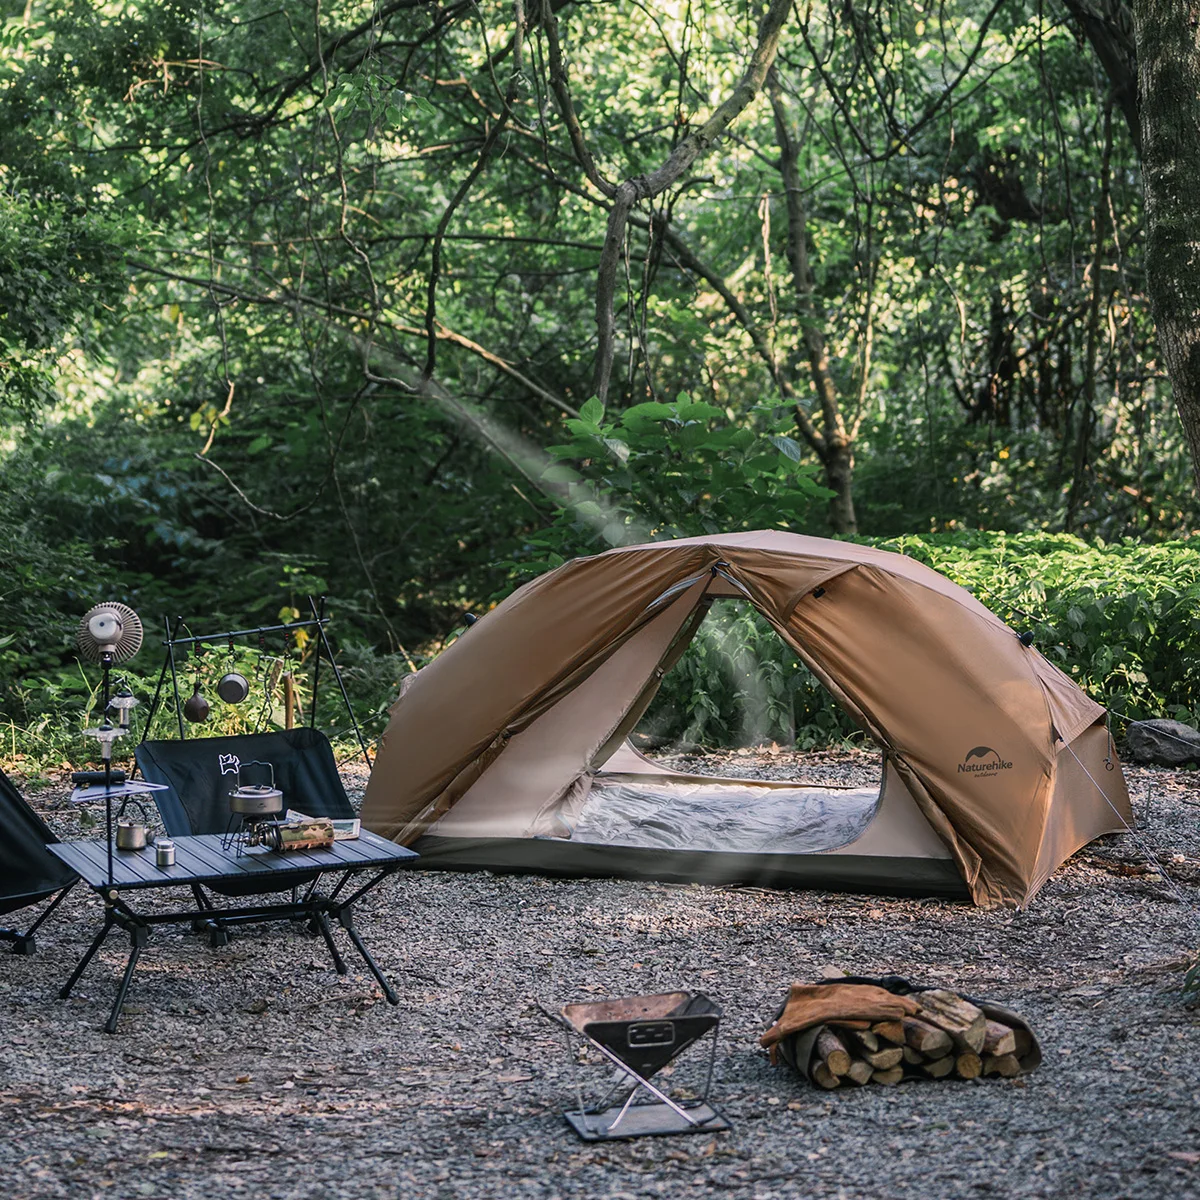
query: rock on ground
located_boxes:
[1124,719,1200,767]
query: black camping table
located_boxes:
[48,830,417,1032]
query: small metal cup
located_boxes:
[155,839,176,868]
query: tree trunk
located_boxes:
[770,71,859,535]
[824,439,858,536]
[1135,0,1200,481]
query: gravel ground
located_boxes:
[2,747,1199,1200]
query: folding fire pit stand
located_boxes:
[545,992,732,1142]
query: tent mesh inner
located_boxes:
[568,781,880,854]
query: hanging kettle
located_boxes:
[183,681,210,723]
[216,671,250,704]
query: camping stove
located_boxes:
[542,991,731,1141]
[221,760,284,853]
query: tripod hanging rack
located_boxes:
[139,596,372,768]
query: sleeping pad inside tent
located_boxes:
[361,531,1133,908]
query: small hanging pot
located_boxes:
[216,671,250,704]
[183,681,210,723]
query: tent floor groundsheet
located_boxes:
[406,834,970,896]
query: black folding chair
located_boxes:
[134,728,358,946]
[136,727,355,836]
[0,768,78,955]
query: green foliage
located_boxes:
[0,190,133,416]
[0,454,115,692]
[506,393,832,572]
[1,0,1199,791]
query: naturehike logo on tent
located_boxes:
[957,746,1013,777]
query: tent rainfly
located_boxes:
[362,532,1132,908]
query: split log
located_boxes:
[845,1059,874,1086]
[901,1045,923,1065]
[914,990,987,1053]
[861,1046,904,1070]
[921,1055,955,1079]
[954,1051,983,1080]
[871,1066,904,1086]
[982,1020,1017,1057]
[901,1017,953,1058]
[850,1030,880,1054]
[870,1020,906,1045]
[811,1061,841,1089]
[983,1053,1021,1078]
[814,1028,851,1077]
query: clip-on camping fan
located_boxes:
[542,991,731,1141]
[74,602,166,885]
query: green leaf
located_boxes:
[675,399,724,422]
[601,520,626,545]
[602,437,630,463]
[770,435,804,463]
[541,463,582,483]
[246,434,271,455]
[579,397,605,425]
[621,401,676,425]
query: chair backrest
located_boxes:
[0,768,77,916]
[135,728,355,837]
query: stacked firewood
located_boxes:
[808,990,1032,1088]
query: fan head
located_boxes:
[77,602,143,664]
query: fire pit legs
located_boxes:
[543,991,732,1142]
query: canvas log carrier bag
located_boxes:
[762,975,1042,1087]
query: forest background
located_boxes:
[4,0,1200,764]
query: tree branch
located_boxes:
[540,0,616,198]
[423,0,526,380]
[591,0,793,404]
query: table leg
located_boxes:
[105,927,148,1034]
[60,913,116,999]
[314,911,347,975]
[190,884,212,932]
[337,907,399,1005]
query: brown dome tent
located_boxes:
[362,532,1131,908]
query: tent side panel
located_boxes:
[1025,721,1133,903]
[407,836,971,898]
[427,583,707,840]
[824,758,954,860]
